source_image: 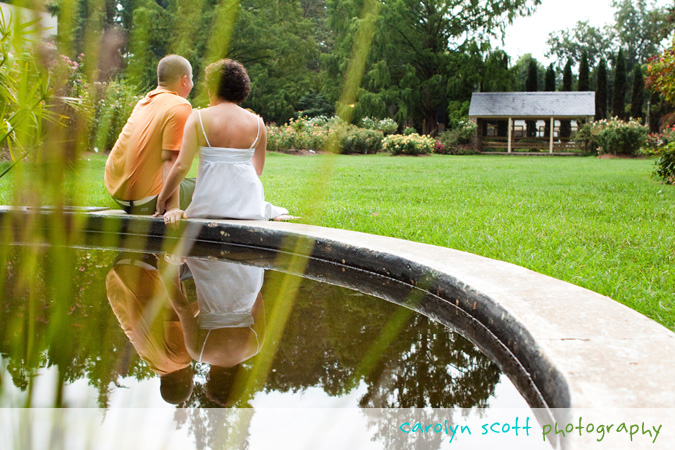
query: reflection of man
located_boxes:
[104,55,195,214]
[105,253,195,404]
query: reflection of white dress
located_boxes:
[186,258,264,363]
[185,110,288,220]
[186,259,264,330]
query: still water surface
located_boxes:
[0,244,530,448]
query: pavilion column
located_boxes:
[549,117,554,153]
[507,117,512,153]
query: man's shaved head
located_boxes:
[157,55,192,85]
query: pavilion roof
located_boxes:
[468,92,596,118]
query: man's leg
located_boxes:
[112,197,158,215]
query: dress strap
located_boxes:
[197,110,212,148]
[250,116,262,149]
[249,325,261,354]
[198,329,212,363]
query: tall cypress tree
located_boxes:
[596,58,608,120]
[612,49,627,119]
[577,51,590,129]
[630,64,644,120]
[562,59,573,91]
[578,50,590,91]
[526,60,538,92]
[544,64,555,137]
[560,59,572,138]
[526,59,538,137]
[545,64,555,91]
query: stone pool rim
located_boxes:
[2,207,674,411]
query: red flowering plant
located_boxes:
[646,124,675,153]
[646,38,675,105]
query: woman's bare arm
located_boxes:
[154,112,200,217]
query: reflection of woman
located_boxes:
[105,253,195,404]
[155,58,293,225]
[170,259,266,406]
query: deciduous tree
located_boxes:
[611,0,672,72]
[327,0,541,133]
[645,38,675,105]
[546,21,610,68]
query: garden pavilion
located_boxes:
[468,92,596,153]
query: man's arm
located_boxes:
[161,150,180,212]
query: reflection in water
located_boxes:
[106,253,194,404]
[106,255,267,408]
[0,245,526,448]
[178,259,266,407]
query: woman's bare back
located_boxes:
[197,103,261,149]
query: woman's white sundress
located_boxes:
[185,110,288,220]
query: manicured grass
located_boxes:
[1,152,674,330]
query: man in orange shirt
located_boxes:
[105,55,194,214]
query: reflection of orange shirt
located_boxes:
[106,264,191,375]
[104,88,191,200]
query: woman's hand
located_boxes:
[161,208,184,229]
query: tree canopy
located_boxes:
[546,1,672,71]
[51,0,673,133]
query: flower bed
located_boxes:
[579,117,648,156]
[382,133,435,155]
[266,116,384,154]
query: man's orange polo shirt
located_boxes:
[105,88,192,201]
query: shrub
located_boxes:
[654,142,675,184]
[454,119,478,143]
[266,116,382,154]
[266,115,330,152]
[437,120,477,149]
[382,133,434,155]
[403,126,416,135]
[574,123,596,152]
[340,127,383,154]
[359,116,398,135]
[646,125,675,152]
[0,14,52,162]
[91,80,143,152]
[434,140,479,155]
[582,117,648,156]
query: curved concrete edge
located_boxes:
[2,207,674,409]
[192,219,675,409]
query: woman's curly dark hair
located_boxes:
[205,59,251,104]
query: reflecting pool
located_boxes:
[0,243,532,448]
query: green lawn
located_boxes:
[1,152,674,330]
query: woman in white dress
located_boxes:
[154,59,293,225]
